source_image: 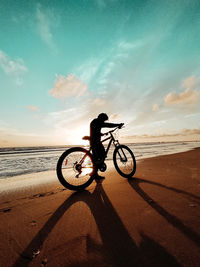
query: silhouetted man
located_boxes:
[90,113,123,179]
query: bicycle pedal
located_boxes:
[99,163,107,172]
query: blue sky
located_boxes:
[0,0,200,146]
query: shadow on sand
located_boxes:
[128,177,200,247]
[14,180,182,267]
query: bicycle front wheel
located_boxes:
[113,145,136,178]
[57,147,95,191]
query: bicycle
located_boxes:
[56,125,136,191]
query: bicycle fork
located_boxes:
[114,141,127,162]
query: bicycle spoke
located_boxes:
[113,145,136,177]
[57,148,95,190]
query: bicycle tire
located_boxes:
[57,147,96,191]
[113,145,136,178]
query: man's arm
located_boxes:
[102,122,124,128]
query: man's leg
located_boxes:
[91,143,105,179]
[98,143,106,161]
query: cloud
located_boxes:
[26,105,39,112]
[95,38,145,99]
[182,76,196,90]
[49,74,88,99]
[44,106,91,144]
[91,98,106,107]
[75,57,103,84]
[123,128,200,142]
[70,37,140,95]
[181,128,200,135]
[110,113,120,120]
[165,75,200,106]
[0,125,57,147]
[0,50,27,75]
[165,88,200,105]
[36,5,56,49]
[152,104,159,112]
[117,40,143,51]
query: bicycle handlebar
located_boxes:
[103,124,124,136]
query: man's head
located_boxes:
[98,113,108,122]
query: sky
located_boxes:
[0,0,200,147]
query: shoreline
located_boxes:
[1,145,199,183]
[1,141,200,181]
[0,148,200,266]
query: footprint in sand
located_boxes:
[30,220,37,226]
[0,208,12,213]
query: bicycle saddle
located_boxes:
[82,136,90,141]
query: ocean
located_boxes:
[0,141,200,179]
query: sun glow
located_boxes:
[81,156,93,176]
[66,124,89,145]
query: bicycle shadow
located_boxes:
[130,177,200,202]
[14,180,181,266]
[128,177,200,246]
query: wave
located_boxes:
[0,141,200,179]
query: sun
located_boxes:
[67,124,89,145]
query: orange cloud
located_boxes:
[182,75,196,90]
[165,75,200,106]
[152,104,159,111]
[26,105,39,111]
[49,74,87,99]
[122,128,200,143]
[110,113,120,120]
[181,128,200,135]
[165,88,200,105]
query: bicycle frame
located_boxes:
[101,130,120,158]
[88,127,126,161]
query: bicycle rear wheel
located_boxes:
[57,147,95,191]
[113,145,136,178]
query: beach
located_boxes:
[0,148,200,267]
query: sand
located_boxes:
[0,148,200,266]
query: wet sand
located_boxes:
[0,148,200,266]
